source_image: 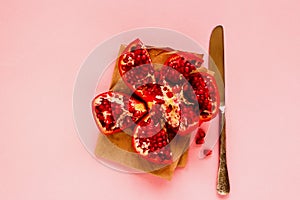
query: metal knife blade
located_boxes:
[208,25,230,195]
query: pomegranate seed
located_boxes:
[195,138,204,144]
[197,129,206,138]
[184,66,190,73]
[158,142,163,148]
[203,149,212,156]
[166,91,173,98]
[141,55,147,61]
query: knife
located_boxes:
[208,25,230,195]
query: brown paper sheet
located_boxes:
[94,44,203,180]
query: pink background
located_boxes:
[1,0,300,199]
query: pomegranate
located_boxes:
[132,115,173,164]
[163,53,220,124]
[203,149,212,156]
[92,91,147,135]
[118,39,156,96]
[186,72,220,121]
[161,53,203,85]
[195,128,206,145]
[92,38,220,165]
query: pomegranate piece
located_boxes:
[118,39,156,94]
[195,128,206,145]
[161,53,203,85]
[163,52,220,124]
[160,52,219,135]
[203,149,212,156]
[187,72,220,121]
[92,91,147,135]
[132,115,173,165]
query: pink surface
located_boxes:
[1,0,300,199]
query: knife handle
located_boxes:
[217,117,230,195]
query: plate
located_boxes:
[73,27,223,173]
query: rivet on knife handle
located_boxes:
[217,117,230,195]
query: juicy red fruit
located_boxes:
[159,52,218,135]
[93,38,221,165]
[132,115,173,164]
[195,128,206,145]
[92,91,147,135]
[187,72,220,121]
[161,53,203,85]
[118,39,156,95]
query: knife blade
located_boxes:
[208,25,230,195]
